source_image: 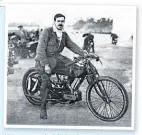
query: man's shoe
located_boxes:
[40,108,47,119]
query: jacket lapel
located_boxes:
[50,27,65,47]
[61,32,66,45]
[50,27,59,43]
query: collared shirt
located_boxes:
[53,25,64,46]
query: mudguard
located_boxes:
[26,41,38,48]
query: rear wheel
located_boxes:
[22,68,42,106]
[86,76,128,122]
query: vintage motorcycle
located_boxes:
[9,35,38,59]
[22,54,128,122]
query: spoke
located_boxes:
[109,102,120,115]
[91,101,102,106]
[110,92,122,98]
[99,102,106,116]
[101,105,105,117]
[109,85,118,96]
[108,103,114,118]
[91,89,103,99]
[90,100,103,109]
[111,100,124,104]
[90,101,102,107]
[91,98,103,102]
[98,81,104,92]
[109,88,121,97]
[111,102,122,112]
[103,103,109,118]
[93,100,103,111]
[97,102,105,114]
[106,81,112,95]
[109,104,115,117]
[108,83,116,97]
[110,96,123,101]
[105,80,108,93]
[102,81,108,95]
[91,101,102,107]
[96,102,104,113]
[91,88,100,96]
[111,101,123,109]
[108,81,113,95]
[91,95,102,100]
[95,84,105,96]
[91,89,100,96]
[90,92,103,99]
[100,81,107,93]
[111,98,123,104]
[107,81,113,96]
[108,104,118,117]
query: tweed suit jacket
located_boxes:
[35,27,84,67]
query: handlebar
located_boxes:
[65,61,76,67]
[65,54,101,67]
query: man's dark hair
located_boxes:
[54,13,65,21]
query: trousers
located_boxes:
[35,55,83,106]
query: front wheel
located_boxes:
[86,76,128,122]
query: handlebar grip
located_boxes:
[65,61,75,67]
[96,57,100,61]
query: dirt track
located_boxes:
[7,42,133,127]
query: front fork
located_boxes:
[86,63,110,103]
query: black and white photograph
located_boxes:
[5,4,136,129]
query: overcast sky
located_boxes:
[6,4,136,38]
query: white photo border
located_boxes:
[2,3,136,130]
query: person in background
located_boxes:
[35,28,40,40]
[18,25,30,42]
[17,25,30,58]
[110,32,118,45]
[82,33,95,53]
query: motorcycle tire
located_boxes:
[86,76,128,122]
[22,68,42,106]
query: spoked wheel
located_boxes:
[22,68,42,106]
[86,76,128,122]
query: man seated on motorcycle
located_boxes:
[35,13,88,119]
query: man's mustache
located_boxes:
[58,24,63,26]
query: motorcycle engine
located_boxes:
[74,89,82,101]
[49,75,82,102]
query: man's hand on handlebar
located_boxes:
[66,53,101,67]
[88,53,100,61]
[79,51,100,60]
